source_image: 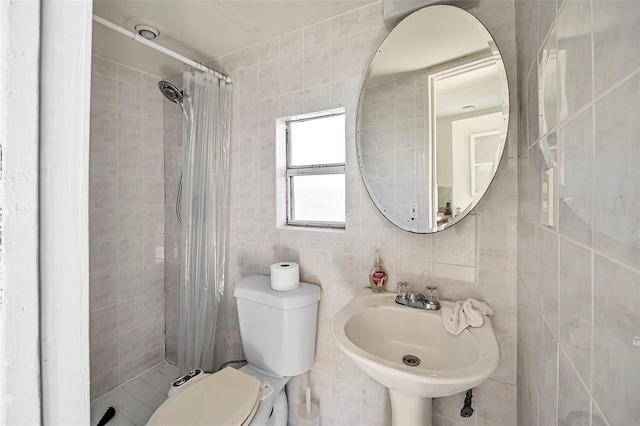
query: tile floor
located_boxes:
[90,361,179,426]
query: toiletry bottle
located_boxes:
[370,253,388,293]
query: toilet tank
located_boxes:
[233,275,321,377]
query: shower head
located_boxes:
[158,80,183,106]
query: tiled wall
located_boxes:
[220,1,518,424]
[360,74,428,226]
[89,56,166,399]
[516,0,640,424]
[162,73,183,363]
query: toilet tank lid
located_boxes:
[233,275,321,309]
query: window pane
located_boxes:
[291,174,345,223]
[289,114,345,166]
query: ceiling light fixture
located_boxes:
[134,24,159,40]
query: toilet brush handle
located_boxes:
[97,407,116,426]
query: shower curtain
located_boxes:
[178,71,231,374]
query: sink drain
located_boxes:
[402,354,421,367]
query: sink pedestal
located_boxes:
[389,389,433,426]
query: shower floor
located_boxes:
[90,361,179,426]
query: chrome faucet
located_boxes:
[395,282,441,311]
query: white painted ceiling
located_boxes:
[367,5,493,79]
[92,0,375,77]
[436,65,504,117]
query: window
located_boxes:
[285,111,346,228]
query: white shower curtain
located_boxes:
[178,71,231,374]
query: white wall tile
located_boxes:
[593,71,640,271]
[91,74,117,111]
[304,43,331,88]
[517,0,640,423]
[475,379,517,426]
[118,113,142,146]
[303,84,330,113]
[258,38,280,64]
[238,65,258,104]
[117,65,142,86]
[118,176,143,206]
[279,51,304,94]
[592,0,640,97]
[119,208,144,239]
[90,273,119,310]
[89,175,118,209]
[91,147,116,178]
[558,349,590,426]
[142,76,164,120]
[279,29,303,56]
[304,20,331,48]
[90,57,166,399]
[433,216,476,267]
[90,336,119,378]
[559,238,591,385]
[119,268,145,301]
[258,58,279,99]
[92,56,116,78]
[558,107,593,246]
[90,240,118,277]
[90,304,119,342]
[593,255,640,425]
[117,81,142,116]
[91,108,117,146]
[118,297,145,333]
[90,208,118,242]
[118,145,143,176]
[143,118,164,147]
[557,0,592,123]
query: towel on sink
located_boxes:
[441,299,493,335]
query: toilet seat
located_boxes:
[147,367,262,426]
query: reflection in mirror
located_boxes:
[357,5,509,233]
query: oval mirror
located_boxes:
[357,5,509,233]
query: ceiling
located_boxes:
[436,65,504,117]
[92,0,375,77]
[367,5,492,81]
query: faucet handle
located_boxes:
[424,286,441,310]
[425,286,439,301]
[396,281,410,298]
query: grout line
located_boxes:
[592,66,640,107]
[558,344,590,398]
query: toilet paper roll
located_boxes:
[270,262,300,291]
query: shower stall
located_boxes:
[88,16,232,418]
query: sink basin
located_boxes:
[331,291,500,425]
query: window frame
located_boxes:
[285,112,346,229]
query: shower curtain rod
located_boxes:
[93,15,232,83]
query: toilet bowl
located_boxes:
[146,364,289,426]
[147,274,321,425]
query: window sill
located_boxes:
[278,224,345,234]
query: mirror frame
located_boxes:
[356,5,510,234]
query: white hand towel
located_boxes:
[441,298,493,335]
[462,299,493,327]
[441,301,466,335]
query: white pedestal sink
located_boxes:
[331,291,500,426]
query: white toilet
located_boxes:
[147,274,321,426]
